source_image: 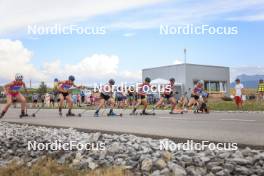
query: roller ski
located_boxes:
[59,108,63,117]
[129,111,138,116]
[140,111,155,116]
[30,107,42,117]
[78,109,89,117]
[130,108,139,116]
[94,111,100,117]
[107,112,122,117]
[169,111,184,115]
[19,112,28,118]
[0,112,5,119]
[0,115,3,119]
[66,111,75,117]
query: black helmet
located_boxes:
[54,78,59,82]
[145,77,151,83]
[69,75,75,81]
[169,78,175,82]
[109,79,115,85]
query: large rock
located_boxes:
[108,142,122,153]
[161,151,172,162]
[141,158,153,172]
[235,166,252,175]
[91,132,101,142]
[228,158,251,165]
[154,159,166,170]
[171,164,187,176]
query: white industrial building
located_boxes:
[142,63,230,97]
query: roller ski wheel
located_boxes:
[66,113,75,117]
[32,113,36,117]
[140,112,155,116]
[129,112,138,116]
[107,112,122,117]
[94,113,99,117]
[78,113,82,117]
[59,112,63,117]
[19,114,28,118]
[169,111,184,115]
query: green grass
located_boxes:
[208,100,264,111]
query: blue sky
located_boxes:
[0,0,264,85]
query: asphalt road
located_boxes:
[1,108,264,148]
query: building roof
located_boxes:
[142,63,229,71]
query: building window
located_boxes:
[194,80,227,93]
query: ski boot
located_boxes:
[19,112,28,118]
[66,112,75,117]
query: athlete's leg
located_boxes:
[1,95,13,117]
[59,94,64,114]
[95,98,105,115]
[141,98,148,113]
[154,97,164,109]
[132,98,142,113]
[108,98,115,114]
[16,93,27,114]
[169,97,177,112]
[65,95,73,114]
[188,97,195,108]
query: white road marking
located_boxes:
[220,119,256,122]
[159,117,172,119]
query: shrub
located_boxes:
[221,96,233,101]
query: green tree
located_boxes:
[37,82,47,95]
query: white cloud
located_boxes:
[173,59,183,65]
[0,0,164,34]
[0,39,141,86]
[110,0,264,29]
[0,39,46,82]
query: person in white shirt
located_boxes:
[234,79,244,110]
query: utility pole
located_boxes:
[184,48,187,64]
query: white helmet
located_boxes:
[15,73,23,81]
[198,80,204,84]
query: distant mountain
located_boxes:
[231,74,264,88]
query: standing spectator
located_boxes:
[44,93,51,107]
[115,87,126,108]
[50,93,55,108]
[90,91,96,106]
[127,86,136,107]
[32,93,39,108]
[72,94,78,106]
[80,90,85,103]
[234,79,244,110]
[257,79,264,102]
[77,94,81,107]
[41,94,45,107]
